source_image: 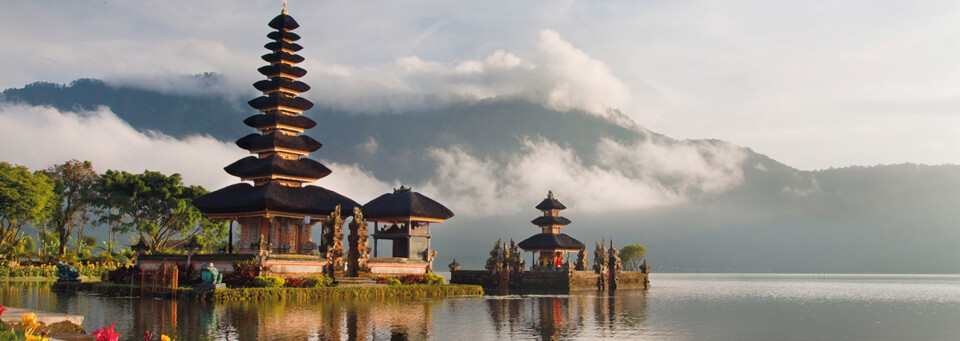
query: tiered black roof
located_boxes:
[235,133,322,153]
[194,183,358,216]
[267,31,300,41]
[363,188,455,221]
[253,78,310,93]
[531,216,571,226]
[193,10,357,218]
[243,112,317,130]
[258,64,307,78]
[265,41,303,52]
[248,93,314,112]
[518,191,583,252]
[224,155,331,180]
[518,233,584,251]
[535,195,566,210]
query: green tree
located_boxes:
[91,170,135,254]
[44,160,99,256]
[618,244,647,271]
[100,170,225,251]
[0,162,56,260]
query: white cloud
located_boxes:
[0,103,393,202]
[302,30,633,127]
[420,136,747,216]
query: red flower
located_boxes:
[91,323,120,341]
[0,304,5,317]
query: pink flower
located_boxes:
[0,304,6,317]
[91,323,120,341]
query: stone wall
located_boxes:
[615,271,649,289]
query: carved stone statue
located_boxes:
[508,239,525,275]
[448,258,461,271]
[608,240,622,290]
[322,205,346,276]
[575,246,588,271]
[593,240,607,274]
[425,249,438,273]
[55,262,80,282]
[347,206,371,277]
[485,239,505,273]
[200,263,223,284]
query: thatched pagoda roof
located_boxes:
[224,155,331,180]
[267,31,300,41]
[235,133,322,153]
[258,64,307,79]
[248,93,314,111]
[518,233,584,251]
[261,51,305,65]
[265,41,303,52]
[535,196,566,211]
[268,13,300,31]
[362,188,454,222]
[243,112,317,130]
[193,182,358,217]
[531,216,571,226]
[253,78,310,93]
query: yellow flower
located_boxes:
[24,334,48,341]
[21,313,38,329]
[161,335,172,341]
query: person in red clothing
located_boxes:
[554,254,563,267]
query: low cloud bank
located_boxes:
[421,137,747,215]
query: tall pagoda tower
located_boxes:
[194,8,358,255]
[518,191,584,267]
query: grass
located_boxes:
[49,281,484,301]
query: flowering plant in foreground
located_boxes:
[0,306,50,341]
[91,323,120,341]
[142,330,174,341]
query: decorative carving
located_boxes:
[55,262,80,282]
[200,263,223,285]
[321,205,345,276]
[593,240,607,274]
[448,258,461,271]
[608,240,622,290]
[575,246,588,271]
[425,249,438,273]
[485,239,505,273]
[508,239,525,275]
[347,206,370,277]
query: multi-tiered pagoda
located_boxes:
[194,9,358,255]
[518,191,584,267]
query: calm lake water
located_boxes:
[3,273,960,340]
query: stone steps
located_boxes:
[334,277,383,287]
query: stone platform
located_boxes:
[0,306,87,340]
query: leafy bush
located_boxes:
[102,265,140,283]
[252,275,285,288]
[399,274,427,285]
[388,278,402,286]
[226,260,260,287]
[425,273,446,285]
[301,275,333,288]
[285,277,306,288]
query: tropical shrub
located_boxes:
[226,260,260,287]
[388,278,402,286]
[252,275,285,288]
[425,273,446,285]
[102,265,140,284]
[399,274,427,284]
[301,275,333,288]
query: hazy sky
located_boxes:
[1,0,959,170]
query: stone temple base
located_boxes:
[451,270,649,293]
[193,283,227,292]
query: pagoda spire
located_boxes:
[194,8,358,221]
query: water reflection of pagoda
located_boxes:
[519,191,584,268]
[193,8,359,257]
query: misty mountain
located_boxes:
[4,78,959,273]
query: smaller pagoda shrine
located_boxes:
[518,191,584,269]
[362,186,454,274]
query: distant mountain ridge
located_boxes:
[5,78,960,273]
